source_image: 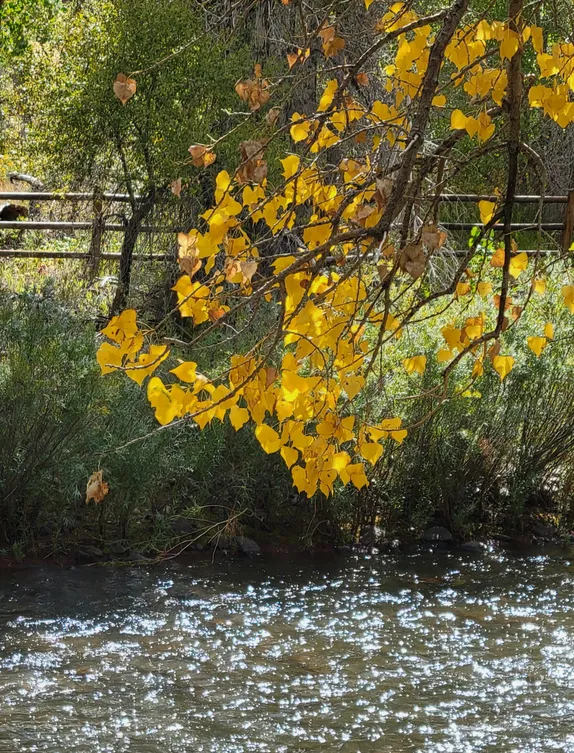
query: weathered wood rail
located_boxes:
[1,189,573,266]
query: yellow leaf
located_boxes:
[365,0,375,7]
[318,79,338,111]
[509,252,528,278]
[290,114,312,142]
[280,154,300,179]
[255,424,282,453]
[170,361,198,383]
[339,462,369,490]
[229,405,250,431]
[389,429,407,444]
[403,355,427,375]
[533,278,546,296]
[360,441,384,465]
[437,348,453,363]
[477,281,493,298]
[101,309,138,344]
[478,200,496,225]
[456,281,471,297]
[562,285,574,313]
[96,342,126,375]
[500,29,519,61]
[125,345,169,386]
[527,336,546,357]
[544,322,554,340]
[280,445,299,469]
[492,354,514,381]
[147,377,182,426]
[451,109,467,130]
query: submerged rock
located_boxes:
[422,526,453,543]
[235,536,261,555]
[460,541,486,553]
[359,525,384,547]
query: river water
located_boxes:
[0,550,573,752]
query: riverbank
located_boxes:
[1,521,572,570]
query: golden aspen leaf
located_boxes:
[255,424,282,454]
[290,114,312,142]
[500,29,519,60]
[96,342,126,375]
[125,345,169,386]
[529,26,544,54]
[229,405,250,431]
[451,109,468,130]
[527,336,547,357]
[360,441,384,465]
[147,377,181,426]
[318,79,338,111]
[403,355,427,375]
[544,322,554,340]
[456,281,471,297]
[562,285,574,313]
[478,200,496,225]
[101,309,138,344]
[491,247,505,267]
[339,462,369,490]
[113,73,137,105]
[437,349,453,363]
[477,281,493,297]
[508,252,528,279]
[365,0,375,7]
[390,429,407,444]
[280,445,299,469]
[492,354,514,381]
[170,361,198,383]
[533,278,546,296]
[433,94,447,107]
[86,470,109,504]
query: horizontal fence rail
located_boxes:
[1,189,573,269]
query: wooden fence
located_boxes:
[1,188,574,268]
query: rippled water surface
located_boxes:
[1,551,574,752]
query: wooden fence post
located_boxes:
[562,190,574,254]
[87,187,104,280]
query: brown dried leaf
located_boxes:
[240,260,258,283]
[374,177,393,210]
[421,224,447,251]
[265,367,278,388]
[170,178,182,197]
[189,144,216,168]
[237,140,268,185]
[356,72,370,86]
[488,340,501,361]
[399,243,426,279]
[377,263,391,283]
[113,73,137,105]
[86,470,109,504]
[265,107,281,128]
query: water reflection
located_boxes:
[1,552,574,752]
